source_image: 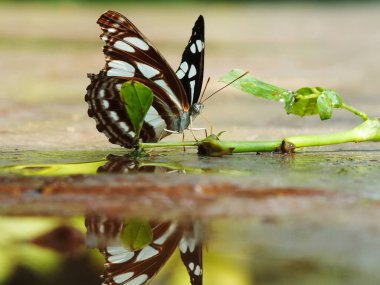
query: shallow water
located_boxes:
[1,149,380,284]
[1,214,380,285]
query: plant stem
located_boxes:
[214,140,283,153]
[286,118,380,148]
[341,103,369,121]
[201,119,380,154]
[140,141,198,148]
[139,119,380,154]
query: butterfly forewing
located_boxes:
[176,16,205,106]
[102,13,188,110]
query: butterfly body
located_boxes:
[86,11,205,148]
[176,102,203,132]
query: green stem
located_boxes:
[215,140,283,153]
[140,141,198,148]
[200,119,380,155]
[286,118,380,148]
[139,119,380,154]
[341,103,369,121]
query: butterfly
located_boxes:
[85,215,203,285]
[85,11,205,148]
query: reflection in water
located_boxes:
[0,215,379,284]
[31,225,84,255]
[0,218,101,285]
[85,215,203,285]
[88,155,203,284]
[97,154,179,174]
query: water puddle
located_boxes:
[1,214,380,285]
[1,148,380,284]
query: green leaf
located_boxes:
[120,219,153,251]
[296,87,319,96]
[220,69,345,121]
[285,86,324,117]
[216,131,226,138]
[219,69,292,102]
[317,92,333,120]
[119,81,154,142]
[324,89,342,108]
[285,94,319,117]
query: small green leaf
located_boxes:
[286,96,319,117]
[120,219,153,251]
[219,69,292,102]
[216,131,226,138]
[119,81,154,142]
[317,93,333,120]
[286,86,323,117]
[296,87,320,96]
[324,89,342,108]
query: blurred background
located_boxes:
[1,0,380,150]
[1,1,380,284]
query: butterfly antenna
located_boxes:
[201,71,249,104]
[199,76,211,103]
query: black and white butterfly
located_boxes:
[85,11,205,148]
[85,215,203,285]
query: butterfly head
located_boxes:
[190,102,204,118]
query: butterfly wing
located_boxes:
[175,16,205,106]
[85,10,190,147]
[85,214,124,249]
[179,222,203,285]
[85,216,182,285]
[86,74,160,146]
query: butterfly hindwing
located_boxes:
[179,222,203,285]
[85,74,158,146]
[175,16,205,106]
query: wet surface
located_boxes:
[0,148,379,220]
[2,213,380,285]
[1,147,380,284]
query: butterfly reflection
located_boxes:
[88,154,203,285]
[85,215,203,285]
[97,154,181,174]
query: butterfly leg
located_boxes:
[163,129,187,151]
[164,129,181,134]
[182,132,186,152]
[188,116,207,140]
